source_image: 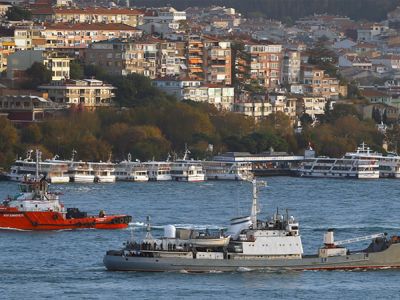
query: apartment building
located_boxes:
[301,64,339,100]
[183,84,234,110]
[42,23,142,49]
[39,79,115,108]
[281,50,301,84]
[157,40,186,77]
[32,7,145,27]
[204,37,231,85]
[152,78,233,110]
[85,38,160,78]
[297,96,327,119]
[152,77,202,99]
[14,24,45,50]
[187,35,232,85]
[234,91,272,121]
[143,7,186,23]
[240,41,283,89]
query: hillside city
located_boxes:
[1,0,400,165]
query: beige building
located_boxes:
[32,7,145,27]
[39,79,115,109]
[85,38,184,78]
[183,84,234,111]
[301,64,339,99]
[42,23,142,49]
[297,96,327,119]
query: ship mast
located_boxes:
[35,149,41,179]
[250,179,266,226]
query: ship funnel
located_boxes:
[164,225,176,238]
[324,229,334,245]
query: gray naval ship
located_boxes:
[103,180,400,272]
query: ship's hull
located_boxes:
[70,175,95,183]
[297,171,379,179]
[95,175,116,183]
[0,210,131,230]
[171,175,205,182]
[206,174,252,181]
[103,243,400,272]
[48,176,70,183]
[149,175,172,181]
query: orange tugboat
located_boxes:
[0,151,131,231]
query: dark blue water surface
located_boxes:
[1,177,400,299]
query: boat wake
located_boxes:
[237,267,253,272]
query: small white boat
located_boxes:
[202,161,253,181]
[188,236,231,247]
[170,148,205,182]
[91,162,116,183]
[115,154,149,182]
[143,161,172,181]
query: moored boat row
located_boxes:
[6,150,253,183]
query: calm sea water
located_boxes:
[1,177,400,299]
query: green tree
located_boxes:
[6,6,32,21]
[21,123,42,144]
[0,116,19,167]
[22,62,52,89]
[69,60,84,80]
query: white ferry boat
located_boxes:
[170,149,205,182]
[202,161,253,181]
[143,161,172,181]
[344,143,400,178]
[297,145,379,179]
[91,162,116,183]
[69,161,95,183]
[8,151,70,183]
[115,154,149,182]
[45,151,95,183]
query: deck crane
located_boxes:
[333,233,386,246]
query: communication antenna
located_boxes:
[144,216,153,241]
